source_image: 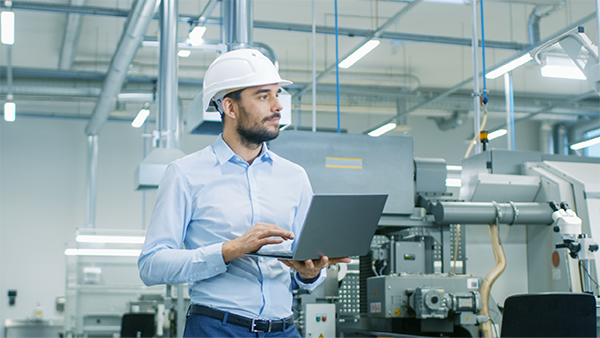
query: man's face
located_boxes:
[234,84,283,146]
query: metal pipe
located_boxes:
[312,0,316,132]
[85,134,98,228]
[528,5,559,45]
[470,0,481,155]
[157,0,178,149]
[177,284,185,338]
[85,0,159,136]
[6,45,13,97]
[583,259,591,292]
[389,236,396,274]
[223,0,253,51]
[504,71,514,150]
[252,42,277,65]
[540,121,553,154]
[597,0,600,58]
[553,124,566,154]
[6,85,101,97]
[432,201,554,225]
[190,0,219,28]
[59,0,87,70]
[267,23,525,50]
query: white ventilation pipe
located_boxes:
[528,4,561,45]
[223,0,253,51]
[83,0,158,228]
[85,0,159,136]
[157,0,179,149]
[59,0,87,70]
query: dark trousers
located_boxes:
[183,313,303,338]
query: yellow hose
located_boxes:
[479,223,506,338]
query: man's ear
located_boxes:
[221,97,237,121]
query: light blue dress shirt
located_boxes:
[138,135,325,320]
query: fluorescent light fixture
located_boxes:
[339,39,380,69]
[424,0,467,3]
[368,122,396,137]
[446,178,462,187]
[4,101,15,122]
[76,235,145,244]
[64,249,142,257]
[1,11,15,45]
[131,106,150,128]
[189,26,206,45]
[117,93,154,101]
[541,56,586,80]
[178,49,191,57]
[570,136,600,150]
[488,129,507,140]
[446,165,462,171]
[486,54,532,79]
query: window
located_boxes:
[584,128,600,157]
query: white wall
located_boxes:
[0,111,542,328]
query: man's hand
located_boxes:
[279,256,352,281]
[222,222,293,263]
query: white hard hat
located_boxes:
[202,49,292,112]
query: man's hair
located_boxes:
[224,89,243,102]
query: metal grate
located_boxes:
[338,272,361,315]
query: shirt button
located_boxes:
[215,267,220,271]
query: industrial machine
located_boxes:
[269,131,600,338]
[60,131,598,338]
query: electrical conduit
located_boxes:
[479,222,506,338]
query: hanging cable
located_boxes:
[480,0,488,105]
[334,0,341,133]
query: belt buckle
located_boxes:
[250,319,272,332]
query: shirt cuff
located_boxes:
[202,243,229,276]
[294,268,326,291]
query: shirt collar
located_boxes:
[213,134,273,166]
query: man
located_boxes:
[138,49,350,338]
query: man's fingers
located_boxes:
[253,223,294,240]
[328,257,352,265]
[303,259,316,269]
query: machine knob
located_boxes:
[589,244,599,252]
[553,226,560,233]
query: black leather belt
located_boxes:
[189,304,294,332]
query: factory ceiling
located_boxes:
[0,0,598,135]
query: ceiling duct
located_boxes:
[429,110,468,131]
[85,0,159,136]
[59,0,87,70]
[135,0,185,190]
[528,4,563,45]
[187,0,257,135]
[223,0,253,51]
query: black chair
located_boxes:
[120,313,156,338]
[501,293,596,338]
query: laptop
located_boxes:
[248,194,388,261]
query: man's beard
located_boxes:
[236,104,280,147]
